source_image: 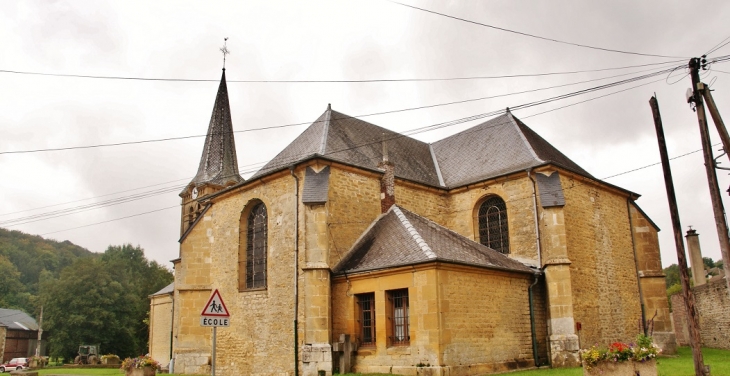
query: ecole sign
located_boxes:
[200,289,230,327]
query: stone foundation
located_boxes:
[171,351,210,375]
[549,333,580,367]
[301,343,332,376]
[651,331,676,355]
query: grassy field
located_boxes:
[34,346,729,376]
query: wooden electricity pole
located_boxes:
[700,87,730,296]
[649,95,707,376]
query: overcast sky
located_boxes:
[2,1,730,270]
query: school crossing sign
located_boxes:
[200,289,230,327]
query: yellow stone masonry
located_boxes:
[162,160,673,375]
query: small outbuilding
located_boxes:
[0,308,44,362]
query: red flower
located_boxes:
[609,342,629,352]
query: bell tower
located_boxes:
[179,66,244,234]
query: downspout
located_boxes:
[528,274,541,367]
[169,291,174,369]
[527,169,542,267]
[527,169,542,366]
[291,167,300,376]
[627,198,647,335]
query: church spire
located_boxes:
[187,69,244,192]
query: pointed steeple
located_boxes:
[187,70,244,192]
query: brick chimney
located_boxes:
[378,137,395,213]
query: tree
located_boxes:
[40,244,172,360]
[703,257,715,270]
[0,255,26,309]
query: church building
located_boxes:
[150,70,675,375]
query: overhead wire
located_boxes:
[388,1,689,59]
[0,61,688,156]
[12,64,685,230]
[0,59,685,84]
[706,35,730,56]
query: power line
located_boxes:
[40,205,179,236]
[0,60,684,84]
[0,62,685,156]
[7,66,681,228]
[706,35,730,56]
[388,1,689,59]
[35,141,713,237]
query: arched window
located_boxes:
[240,202,268,290]
[478,196,509,254]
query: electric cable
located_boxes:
[0,62,686,156]
[0,59,685,84]
[8,65,683,228]
[388,1,689,59]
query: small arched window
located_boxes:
[478,196,509,254]
[240,202,268,290]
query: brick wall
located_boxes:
[671,277,730,349]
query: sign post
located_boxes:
[201,289,230,376]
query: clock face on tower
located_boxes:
[191,187,199,199]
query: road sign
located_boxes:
[201,289,230,318]
[201,317,229,327]
[201,289,230,376]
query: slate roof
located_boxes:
[183,69,244,194]
[250,107,592,189]
[332,206,534,275]
[149,282,174,297]
[0,308,39,331]
[431,111,593,187]
[251,105,442,186]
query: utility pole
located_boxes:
[649,95,707,376]
[689,57,730,300]
[35,306,43,357]
[700,87,730,296]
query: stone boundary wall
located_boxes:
[671,277,730,349]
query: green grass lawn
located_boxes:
[338,346,730,376]
[33,347,729,376]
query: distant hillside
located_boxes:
[0,227,96,313]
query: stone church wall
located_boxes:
[149,293,173,368]
[326,166,382,267]
[439,267,546,375]
[331,265,545,376]
[559,175,643,347]
[174,173,298,375]
[671,278,730,350]
[445,174,539,264]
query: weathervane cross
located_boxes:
[220,37,230,69]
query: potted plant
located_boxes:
[28,355,45,368]
[580,334,660,376]
[121,355,159,376]
[101,354,121,365]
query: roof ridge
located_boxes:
[392,206,436,259]
[429,144,445,187]
[507,110,544,164]
[319,104,332,155]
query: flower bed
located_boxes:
[581,334,660,376]
[121,355,159,376]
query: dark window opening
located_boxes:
[357,293,376,346]
[478,196,509,254]
[246,203,268,289]
[388,289,409,345]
